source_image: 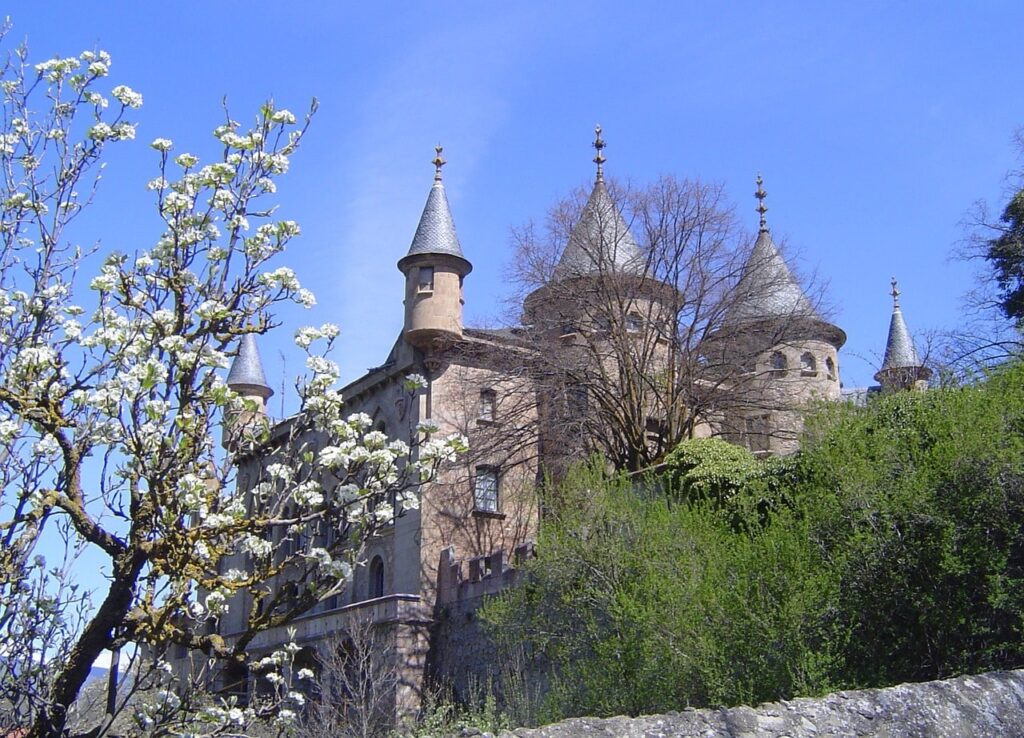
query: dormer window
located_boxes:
[417,266,434,292]
[801,352,817,376]
[479,389,496,422]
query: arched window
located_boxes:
[369,556,385,599]
[800,352,817,376]
[770,351,788,375]
[625,313,643,333]
[826,356,836,380]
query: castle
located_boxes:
[197,129,929,716]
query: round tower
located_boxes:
[522,125,678,335]
[874,278,931,392]
[397,146,473,350]
[712,175,846,454]
[223,333,274,449]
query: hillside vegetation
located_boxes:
[482,361,1024,723]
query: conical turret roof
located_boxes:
[553,126,646,281]
[724,176,817,324]
[226,333,273,399]
[879,279,922,371]
[403,146,465,261]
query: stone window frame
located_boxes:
[368,555,385,599]
[478,388,497,423]
[417,266,434,293]
[770,351,788,376]
[800,351,818,376]
[473,465,500,514]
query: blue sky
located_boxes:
[8,1,1024,398]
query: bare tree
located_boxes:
[490,170,841,473]
[300,616,401,738]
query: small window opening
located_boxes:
[417,266,434,292]
[770,351,788,375]
[826,356,836,380]
[479,389,496,422]
[626,313,643,333]
[801,352,817,376]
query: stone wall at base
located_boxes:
[496,669,1024,738]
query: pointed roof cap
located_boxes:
[879,278,922,370]
[227,333,273,399]
[724,176,816,323]
[553,126,646,280]
[402,145,467,262]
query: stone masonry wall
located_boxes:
[426,544,536,703]
[495,668,1024,738]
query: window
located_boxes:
[595,315,612,333]
[626,313,643,333]
[770,351,788,375]
[417,266,434,292]
[826,356,836,380]
[745,414,771,453]
[478,389,496,422]
[369,556,385,599]
[560,322,577,337]
[800,352,817,376]
[473,466,499,513]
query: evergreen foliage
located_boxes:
[482,363,1024,722]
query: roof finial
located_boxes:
[755,173,769,233]
[592,124,606,183]
[432,144,446,183]
[890,277,901,308]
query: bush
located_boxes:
[483,362,1024,722]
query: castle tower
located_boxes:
[223,333,274,448]
[874,278,931,391]
[714,175,846,453]
[397,146,473,350]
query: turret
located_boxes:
[223,333,274,448]
[522,125,677,331]
[711,175,846,454]
[874,278,931,391]
[397,146,472,350]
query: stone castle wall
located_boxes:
[426,543,536,703]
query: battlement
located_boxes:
[436,542,535,606]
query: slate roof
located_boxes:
[724,228,817,324]
[880,300,921,370]
[553,179,646,281]
[405,178,465,260]
[226,333,274,399]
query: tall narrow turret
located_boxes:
[874,278,931,391]
[397,146,473,350]
[224,333,274,448]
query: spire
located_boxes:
[592,124,606,184]
[402,145,467,262]
[724,182,816,324]
[879,278,921,371]
[755,174,769,234]
[552,126,645,280]
[226,333,273,400]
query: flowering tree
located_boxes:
[0,32,465,738]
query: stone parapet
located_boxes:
[436,542,535,606]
